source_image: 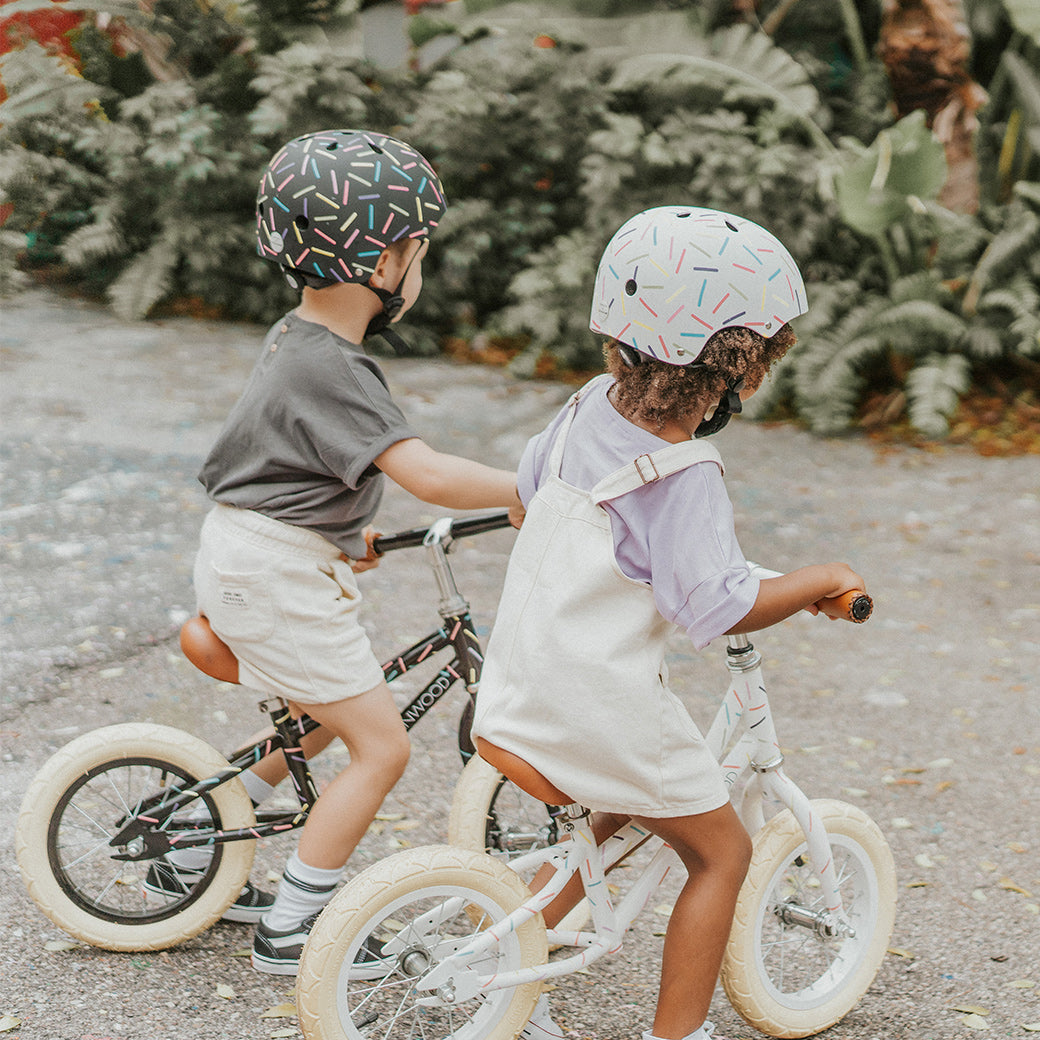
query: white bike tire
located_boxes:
[16,722,255,951]
[297,844,546,1040]
[722,798,896,1038]
[449,754,591,935]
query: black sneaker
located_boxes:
[251,912,320,976]
[144,860,274,924]
[252,914,388,977]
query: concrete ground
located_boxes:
[1,287,1038,1040]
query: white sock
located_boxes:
[262,851,344,930]
[166,769,275,871]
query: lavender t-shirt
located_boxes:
[517,375,759,650]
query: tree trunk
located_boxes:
[877,0,987,213]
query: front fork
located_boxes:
[723,636,854,939]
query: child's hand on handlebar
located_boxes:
[508,488,526,530]
[346,526,383,573]
[808,563,867,620]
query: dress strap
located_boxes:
[546,377,601,478]
[590,439,724,505]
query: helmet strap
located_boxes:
[617,344,643,367]
[363,240,423,339]
[694,376,745,438]
[363,285,405,337]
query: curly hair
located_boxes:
[604,324,796,431]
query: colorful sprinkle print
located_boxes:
[589,206,807,364]
[255,129,445,286]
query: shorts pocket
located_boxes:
[207,566,276,642]
[320,558,362,602]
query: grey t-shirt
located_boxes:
[199,313,417,557]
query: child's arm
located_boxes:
[374,437,523,517]
[725,562,866,635]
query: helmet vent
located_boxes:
[676,211,691,218]
[625,277,638,296]
[294,215,310,230]
[324,142,339,151]
[725,220,739,232]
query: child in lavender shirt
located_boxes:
[473,207,866,1040]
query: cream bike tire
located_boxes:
[16,722,255,951]
[449,754,591,934]
[297,844,547,1040]
[722,798,897,1038]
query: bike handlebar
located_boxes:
[371,511,513,555]
[818,589,873,623]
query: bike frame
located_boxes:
[108,515,507,864]
[412,627,855,1002]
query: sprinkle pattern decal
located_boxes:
[255,129,445,286]
[589,206,807,364]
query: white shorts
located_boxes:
[194,505,385,705]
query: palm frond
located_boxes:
[905,354,971,437]
[107,240,177,321]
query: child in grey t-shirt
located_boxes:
[178,130,523,977]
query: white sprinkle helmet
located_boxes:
[589,206,807,364]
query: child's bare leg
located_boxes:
[634,803,752,1039]
[289,682,410,869]
[531,811,629,928]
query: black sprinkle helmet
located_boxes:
[255,129,446,293]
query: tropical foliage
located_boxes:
[1,0,1038,439]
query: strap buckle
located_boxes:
[634,454,660,484]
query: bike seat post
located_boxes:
[423,517,469,618]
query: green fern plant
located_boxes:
[747,274,971,435]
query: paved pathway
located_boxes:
[1,287,1038,1039]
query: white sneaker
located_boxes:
[642,1023,729,1040]
[520,995,564,1038]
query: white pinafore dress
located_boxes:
[473,389,731,818]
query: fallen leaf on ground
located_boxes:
[269,1031,297,1038]
[999,878,1034,896]
[960,1013,990,1030]
[1022,1023,1040,1032]
[44,939,80,952]
[888,947,915,959]
[891,817,913,829]
[950,1005,990,1015]
[261,1002,297,1019]
[653,903,673,917]
[915,853,936,868]
[906,880,929,888]
[216,983,235,1000]
[375,812,405,821]
[230,948,251,957]
[1006,979,1036,989]
[0,1017,20,1033]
